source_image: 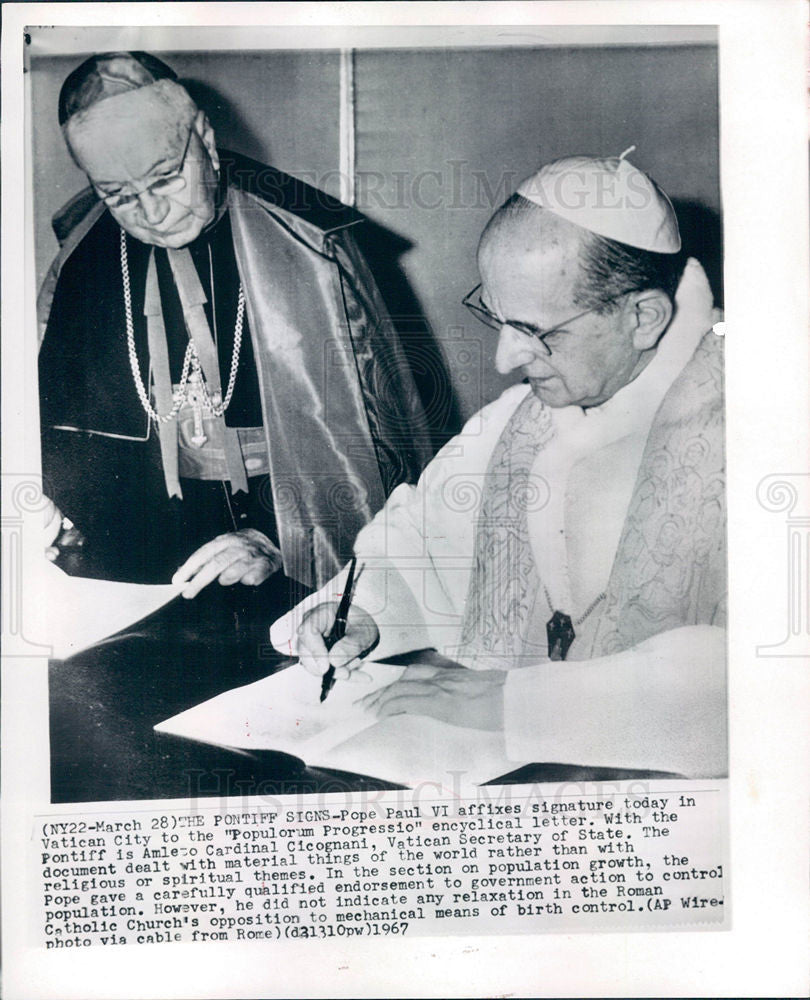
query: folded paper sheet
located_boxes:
[155,661,520,787]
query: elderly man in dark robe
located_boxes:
[38,51,430,618]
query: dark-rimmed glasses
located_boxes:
[462,283,628,356]
[92,126,195,210]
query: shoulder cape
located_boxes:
[38,152,432,588]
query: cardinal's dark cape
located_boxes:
[38,152,431,587]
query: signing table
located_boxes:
[48,559,673,803]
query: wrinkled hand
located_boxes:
[41,497,85,561]
[296,601,380,679]
[172,529,282,598]
[42,498,63,560]
[360,662,506,731]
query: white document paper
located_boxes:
[155,660,406,762]
[325,713,520,788]
[155,659,520,786]
[26,559,180,660]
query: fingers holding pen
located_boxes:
[296,600,379,678]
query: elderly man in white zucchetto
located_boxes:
[272,151,726,779]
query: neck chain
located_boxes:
[542,585,606,661]
[120,227,245,423]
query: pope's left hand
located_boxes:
[360,663,506,731]
[172,529,283,598]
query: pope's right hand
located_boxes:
[296,601,380,679]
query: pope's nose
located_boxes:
[494,325,543,374]
[137,190,171,227]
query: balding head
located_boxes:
[479,193,682,315]
[478,196,585,307]
[59,52,220,249]
[64,79,198,171]
[472,194,679,408]
[480,191,574,257]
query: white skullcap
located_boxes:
[516,147,681,253]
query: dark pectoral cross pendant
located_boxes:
[186,370,208,448]
[546,610,575,661]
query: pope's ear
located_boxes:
[627,289,673,350]
[194,110,219,173]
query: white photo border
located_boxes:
[3,3,809,998]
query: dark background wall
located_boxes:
[30,44,720,436]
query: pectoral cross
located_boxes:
[546,610,575,661]
[186,369,208,448]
